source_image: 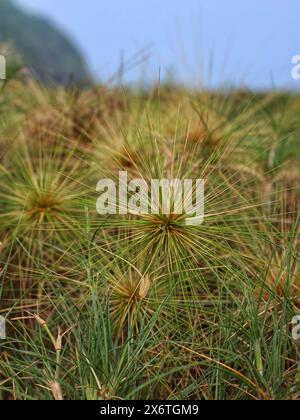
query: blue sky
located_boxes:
[17,0,300,89]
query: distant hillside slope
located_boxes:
[0,0,89,83]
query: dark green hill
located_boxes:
[0,0,89,84]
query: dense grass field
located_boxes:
[0,69,299,400]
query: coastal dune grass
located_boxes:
[0,73,299,400]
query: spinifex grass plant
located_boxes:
[0,137,90,244]
[91,124,269,290]
[0,134,94,303]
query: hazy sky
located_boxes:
[17,0,300,89]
